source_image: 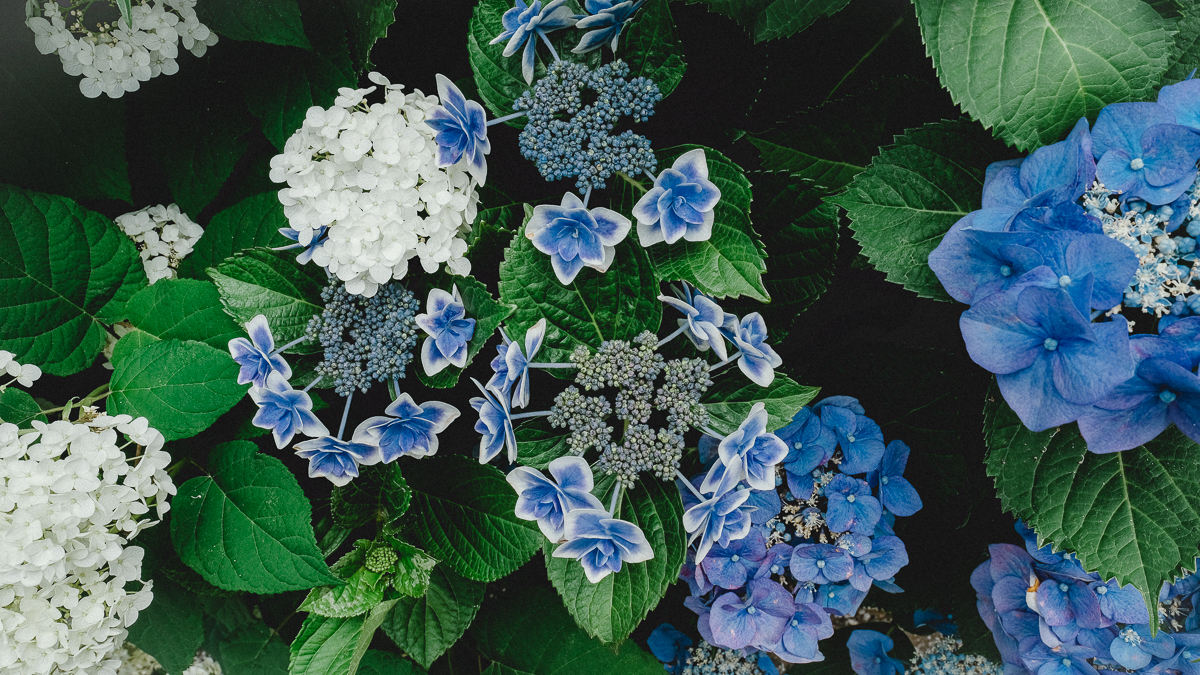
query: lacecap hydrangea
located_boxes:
[114,204,204,284]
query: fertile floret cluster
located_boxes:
[647,624,777,675]
[270,74,479,297]
[0,414,175,675]
[25,0,217,99]
[114,204,204,284]
[908,635,1003,675]
[306,280,421,396]
[514,59,660,191]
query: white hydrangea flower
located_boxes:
[24,0,217,99]
[0,414,175,675]
[114,204,204,284]
[271,76,480,297]
[0,350,42,390]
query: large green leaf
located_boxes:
[358,651,422,675]
[0,185,146,375]
[417,275,514,389]
[242,44,357,150]
[913,0,1173,151]
[701,373,819,435]
[1166,0,1200,83]
[381,565,486,670]
[125,578,204,675]
[0,388,45,428]
[171,441,340,593]
[301,543,388,618]
[685,0,852,43]
[290,601,399,675]
[545,477,685,643]
[499,207,662,366]
[336,0,399,72]
[211,621,290,675]
[621,0,686,98]
[514,418,572,471]
[331,463,411,528]
[401,455,542,582]
[983,384,1200,632]
[196,0,312,48]
[117,278,242,353]
[179,192,292,280]
[209,247,327,355]
[830,119,1011,301]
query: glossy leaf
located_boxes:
[0,388,45,429]
[124,578,204,675]
[209,247,327,355]
[702,372,819,435]
[289,601,399,675]
[179,192,292,280]
[382,565,486,670]
[686,0,852,43]
[117,278,242,353]
[196,0,312,49]
[620,0,686,97]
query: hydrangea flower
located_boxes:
[115,204,205,283]
[502,319,547,409]
[249,371,329,449]
[350,393,459,462]
[867,440,922,516]
[824,474,882,535]
[660,281,733,359]
[426,74,491,185]
[551,507,654,582]
[647,624,693,675]
[1091,102,1200,206]
[634,148,722,246]
[1160,633,1200,675]
[1035,576,1105,629]
[771,602,834,664]
[848,630,905,675]
[228,315,292,388]
[928,228,1045,305]
[279,225,328,264]
[1109,625,1176,670]
[776,407,838,491]
[789,544,853,585]
[709,578,796,650]
[294,436,381,487]
[506,456,605,541]
[818,403,884,475]
[1088,579,1148,624]
[415,284,477,376]
[682,478,753,565]
[572,0,644,54]
[700,529,768,590]
[526,192,632,284]
[857,535,909,588]
[817,581,868,616]
[490,0,578,84]
[701,402,788,492]
[728,313,783,387]
[470,378,518,464]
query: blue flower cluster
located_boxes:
[928,78,1200,453]
[648,623,780,675]
[677,397,922,665]
[514,59,660,191]
[848,630,1005,675]
[973,521,1200,675]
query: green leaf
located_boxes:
[107,339,246,441]
[0,388,45,428]
[171,441,340,593]
[1166,0,1200,84]
[212,621,290,675]
[332,463,411,528]
[116,0,133,27]
[514,417,572,471]
[209,247,327,355]
[290,601,399,675]
[619,0,686,98]
[301,544,388,618]
[336,0,399,72]
[0,184,146,375]
[390,540,438,598]
[382,565,486,670]
[357,650,423,675]
[469,586,667,675]
[913,0,1173,151]
[701,373,819,435]
[179,192,292,280]
[401,455,542,582]
[196,0,312,48]
[417,276,514,389]
[117,278,242,352]
[499,206,662,366]
[545,477,685,643]
[125,578,204,675]
[983,383,1200,633]
[242,45,357,150]
[830,119,1012,301]
[685,0,852,43]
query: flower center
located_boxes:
[1044,338,1059,351]
[730,555,739,562]
[791,619,799,627]
[1131,158,1145,171]
[793,441,803,449]
[1062,658,1072,667]
[1096,585,1107,595]
[1000,265,1013,277]
[828,591,836,598]
[1160,390,1177,403]
[1058,583,1069,593]
[1058,275,1072,288]
[816,560,826,568]
[1121,627,1142,645]
[847,495,856,503]
[746,607,757,615]
[847,435,856,442]
[881,476,890,484]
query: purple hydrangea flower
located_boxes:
[278,225,328,265]
[867,440,922,516]
[469,378,517,464]
[1088,579,1148,625]
[1092,102,1200,206]
[502,319,546,409]
[350,393,459,463]
[728,313,783,387]
[415,285,477,376]
[490,0,578,84]
[681,479,753,565]
[1020,642,1098,675]
[701,402,788,492]
[1034,576,1105,630]
[700,528,767,590]
[824,474,882,536]
[771,602,833,664]
[818,403,884,475]
[249,371,328,449]
[709,578,795,650]
[551,507,654,582]
[659,281,733,360]
[789,544,853,585]
[294,435,381,487]
[526,192,632,285]
[848,630,905,675]
[506,456,604,541]
[634,148,722,246]
[228,314,291,388]
[571,0,644,54]
[426,74,490,185]
[1109,625,1176,670]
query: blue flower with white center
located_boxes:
[699,528,767,590]
[469,378,517,464]
[1092,102,1200,206]
[728,313,783,387]
[527,192,632,285]
[770,602,833,664]
[571,0,644,54]
[415,284,477,376]
[701,402,788,492]
[867,440,923,516]
[1020,642,1098,675]
[789,544,853,585]
[817,581,867,616]
[506,456,605,541]
[425,74,491,185]
[1087,579,1148,625]
[818,403,884,475]
[294,435,381,487]
[824,474,882,535]
[350,392,459,463]
[848,630,905,675]
[249,371,328,449]
[659,281,733,360]
[1160,633,1200,675]
[499,319,547,409]
[709,578,796,650]
[634,148,722,246]
[278,225,328,265]
[552,507,653,582]
[490,0,578,84]
[681,481,753,565]
[1109,625,1176,670]
[857,535,909,586]
[228,314,291,388]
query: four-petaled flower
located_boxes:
[709,578,796,650]
[527,192,631,285]
[702,402,788,492]
[469,378,518,464]
[501,319,547,409]
[507,456,605,541]
[771,602,834,664]
[416,284,477,376]
[1109,625,1176,671]
[552,507,654,582]
[426,74,491,185]
[867,440,922,516]
[659,281,733,360]
[294,435,381,487]
[228,314,291,388]
[634,148,722,246]
[572,0,645,54]
[789,544,853,585]
[681,481,753,565]
[1091,102,1200,206]
[847,630,905,675]
[249,371,328,449]
[351,393,459,463]
[824,474,882,536]
[728,313,783,387]
[490,0,578,84]
[279,225,328,264]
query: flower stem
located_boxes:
[271,335,309,355]
[822,16,902,106]
[486,110,528,127]
[658,323,688,347]
[303,376,321,393]
[676,470,706,501]
[617,171,647,194]
[537,30,561,62]
[510,410,551,421]
[701,426,726,441]
[712,351,741,372]
[528,362,575,369]
[643,169,657,183]
[583,185,593,208]
[608,481,622,517]
[388,376,400,401]
[337,391,353,440]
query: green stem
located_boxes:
[821,17,903,106]
[616,171,647,194]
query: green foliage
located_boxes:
[514,418,572,471]
[0,184,145,376]
[331,463,411,528]
[1166,0,1200,84]
[337,0,400,72]
[290,601,399,675]
[831,119,1011,301]
[702,373,819,435]
[171,441,340,593]
[210,621,291,675]
[124,578,204,675]
[301,543,388,618]
[686,0,853,43]
[382,565,486,670]
[117,278,243,352]
[209,247,327,355]
[417,275,515,389]
[913,0,1173,151]
[180,193,292,280]
[389,540,439,598]
[358,650,423,675]
[401,455,542,582]
[544,477,685,644]
[618,0,686,97]
[0,388,45,428]
[197,0,312,48]
[242,44,357,150]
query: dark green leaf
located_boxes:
[514,417,572,471]
[209,247,327,355]
[213,621,290,675]
[301,543,388,618]
[358,650,423,675]
[390,540,438,598]
[685,0,852,43]
[0,388,45,428]
[336,0,399,72]
[125,578,204,675]
[1166,0,1200,84]
[619,0,685,97]
[382,565,486,670]
[197,0,312,48]
[702,372,819,435]
[332,462,411,528]
[290,601,398,675]
[117,278,242,352]
[242,45,357,150]
[179,192,292,280]
[417,276,514,389]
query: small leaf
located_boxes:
[620,0,686,98]
[389,540,438,598]
[1166,0,1200,84]
[196,0,312,49]
[179,192,292,280]
[685,0,852,43]
[331,463,411,528]
[0,388,46,428]
[514,417,572,471]
[701,372,819,435]
[115,0,133,28]
[124,578,204,675]
[301,544,388,618]
[117,278,242,352]
[290,601,399,675]
[209,247,327,355]
[335,0,399,72]
[417,275,514,389]
[382,565,486,670]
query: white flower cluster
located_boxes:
[0,414,176,675]
[0,352,42,390]
[114,204,204,284]
[270,73,480,297]
[25,0,217,99]
[114,643,222,675]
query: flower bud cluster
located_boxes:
[114,204,204,284]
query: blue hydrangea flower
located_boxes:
[1088,579,1148,625]
[294,435,381,487]
[700,528,767,590]
[709,578,795,650]
[1035,575,1105,631]
[249,371,328,449]
[1092,102,1200,206]
[229,314,291,388]
[490,0,578,84]
[506,456,605,541]
[1158,78,1200,130]
[426,74,490,185]
[415,284,477,376]
[777,407,838,494]
[824,474,882,536]
[634,148,722,246]
[857,535,909,588]
[701,402,788,492]
[1020,642,1098,675]
[486,326,513,393]
[928,227,1044,305]
[350,392,459,463]
[469,378,517,464]
[526,191,632,284]
[770,602,833,664]
[728,313,783,387]
[1032,232,1140,312]
[647,623,692,675]
[1109,625,1176,670]
[818,403,884,475]
[660,281,733,360]
[571,0,644,54]
[817,581,867,616]
[847,630,905,675]
[681,481,753,565]
[789,544,853,585]
[552,507,654,582]
[1160,633,1200,675]
[502,319,546,409]
[279,225,327,264]
[867,440,922,516]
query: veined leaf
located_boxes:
[382,565,486,670]
[0,388,45,429]
[179,192,292,280]
[702,373,819,435]
[685,0,852,43]
[289,601,399,675]
[124,578,203,675]
[196,0,312,48]
[620,0,686,97]
[116,278,242,353]
[209,247,327,355]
